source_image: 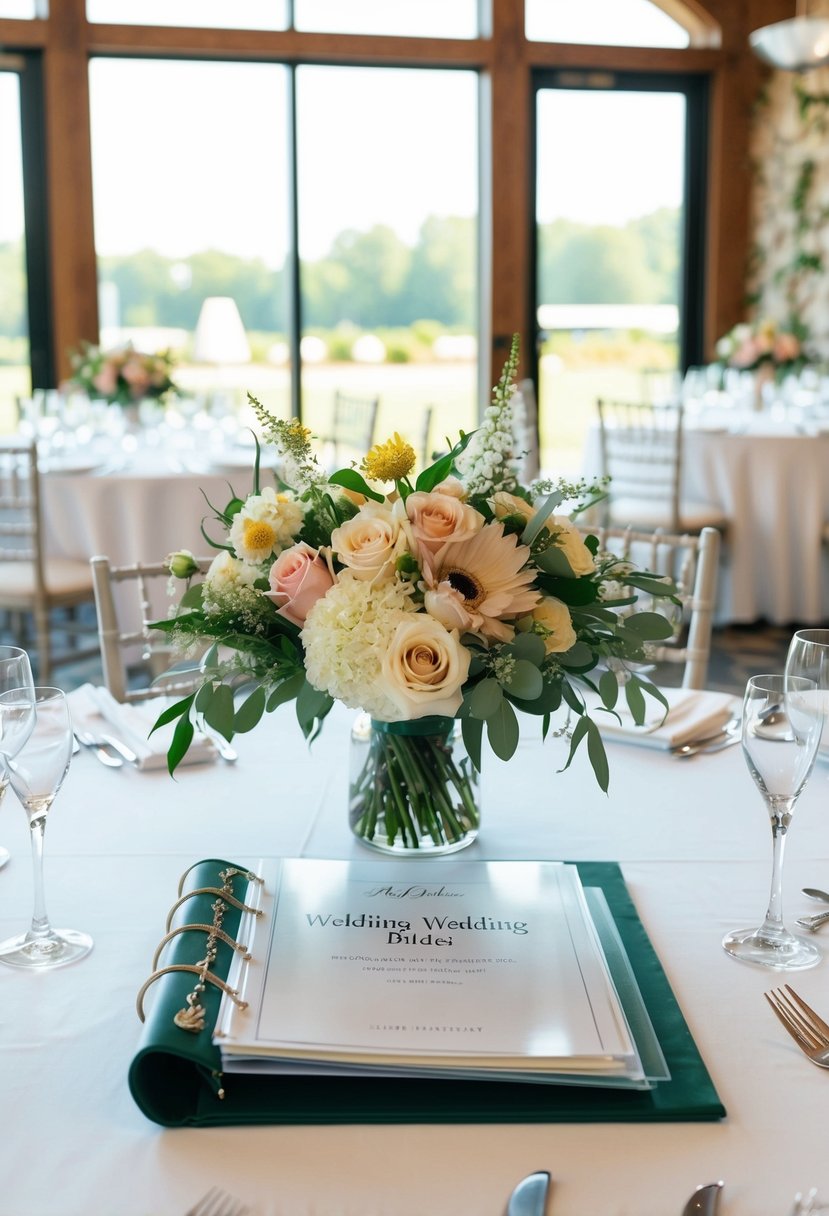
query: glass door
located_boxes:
[533,70,707,476]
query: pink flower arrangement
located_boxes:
[715,319,805,372]
[68,341,178,406]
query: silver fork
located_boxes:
[765,984,829,1069]
[184,1186,250,1216]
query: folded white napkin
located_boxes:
[586,686,737,750]
[68,684,216,770]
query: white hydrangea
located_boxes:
[301,573,415,721]
[229,487,304,563]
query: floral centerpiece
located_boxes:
[715,318,805,373]
[67,341,179,406]
[153,336,677,854]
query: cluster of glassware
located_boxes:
[0,645,92,969]
[681,364,829,430]
[16,386,254,470]
[723,628,829,972]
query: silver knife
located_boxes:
[98,733,139,764]
[507,1171,551,1216]
[682,1181,724,1216]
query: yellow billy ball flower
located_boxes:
[361,432,416,483]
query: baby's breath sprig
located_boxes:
[246,393,327,491]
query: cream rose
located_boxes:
[491,493,594,577]
[549,516,595,576]
[405,490,484,569]
[266,541,334,627]
[379,616,471,719]
[330,502,400,582]
[522,596,577,654]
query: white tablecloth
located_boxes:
[583,420,829,625]
[2,698,829,1216]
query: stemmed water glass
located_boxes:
[722,673,824,970]
[786,629,829,755]
[0,646,37,871]
[0,686,93,969]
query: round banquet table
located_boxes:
[2,697,829,1216]
[582,417,829,626]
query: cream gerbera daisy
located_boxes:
[422,521,540,643]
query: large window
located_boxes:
[296,65,479,450]
[88,58,291,421]
[534,72,706,476]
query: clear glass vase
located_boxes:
[349,713,480,855]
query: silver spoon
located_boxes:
[803,887,829,904]
[671,719,741,758]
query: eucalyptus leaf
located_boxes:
[178,583,204,611]
[624,678,647,725]
[599,668,620,709]
[585,718,610,792]
[469,678,503,720]
[201,642,220,673]
[505,659,544,702]
[558,641,597,669]
[623,611,676,640]
[558,712,590,774]
[266,670,305,711]
[534,545,577,578]
[194,682,214,714]
[486,698,520,761]
[507,631,546,666]
[415,428,476,492]
[296,678,334,729]
[234,686,266,734]
[203,683,235,740]
[461,714,484,772]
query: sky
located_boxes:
[1,1,686,261]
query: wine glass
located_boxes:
[0,686,93,969]
[0,646,37,871]
[786,629,829,757]
[722,673,824,970]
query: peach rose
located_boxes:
[405,490,484,570]
[431,476,466,499]
[379,616,470,719]
[330,502,401,581]
[774,333,800,362]
[92,364,118,396]
[266,541,334,627]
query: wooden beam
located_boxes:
[41,0,98,382]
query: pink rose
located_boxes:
[266,542,334,627]
[92,364,118,396]
[405,490,484,575]
[774,333,800,362]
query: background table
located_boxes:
[2,698,829,1215]
[583,418,829,625]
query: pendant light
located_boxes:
[750,0,829,71]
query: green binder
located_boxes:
[128,858,725,1127]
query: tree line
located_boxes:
[0,207,679,346]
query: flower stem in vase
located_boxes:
[349,715,480,855]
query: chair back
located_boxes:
[578,522,720,690]
[90,555,212,703]
[596,398,684,531]
[0,438,46,597]
[330,391,380,466]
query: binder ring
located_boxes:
[165,887,263,932]
[151,924,251,971]
[176,861,264,897]
[136,964,248,1023]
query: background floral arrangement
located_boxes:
[715,318,805,372]
[67,340,178,405]
[153,336,678,818]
